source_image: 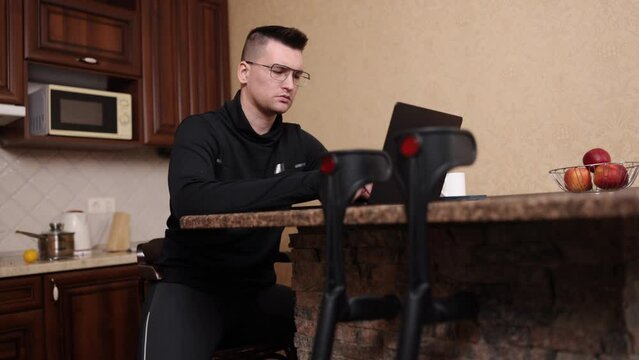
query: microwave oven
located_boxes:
[28,84,132,140]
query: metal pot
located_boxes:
[16,223,75,260]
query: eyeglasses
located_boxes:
[245,61,310,87]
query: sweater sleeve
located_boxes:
[168,116,323,219]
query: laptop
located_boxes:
[366,102,463,205]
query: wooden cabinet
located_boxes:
[0,275,44,360]
[0,0,24,104]
[0,311,45,360]
[141,0,229,146]
[0,265,141,360]
[1,0,229,148]
[24,0,141,77]
[43,265,141,360]
[185,0,230,118]
[139,0,188,146]
[2,0,143,148]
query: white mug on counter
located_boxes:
[62,210,92,254]
[441,172,466,197]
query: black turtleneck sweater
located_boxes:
[160,92,326,293]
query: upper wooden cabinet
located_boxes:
[186,0,230,117]
[24,0,141,77]
[1,0,229,149]
[141,0,229,146]
[0,0,24,104]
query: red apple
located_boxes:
[593,163,628,189]
[583,148,611,171]
[564,167,592,192]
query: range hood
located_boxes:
[0,103,26,126]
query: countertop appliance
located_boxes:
[28,84,132,140]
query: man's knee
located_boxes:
[140,282,223,359]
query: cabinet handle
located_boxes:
[51,279,59,302]
[77,56,99,65]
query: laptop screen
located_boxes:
[367,102,463,205]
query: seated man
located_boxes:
[139,25,332,359]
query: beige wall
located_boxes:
[228,1,639,196]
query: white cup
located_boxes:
[441,172,466,197]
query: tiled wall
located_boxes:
[0,147,169,253]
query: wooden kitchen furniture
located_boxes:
[181,189,639,359]
[141,0,229,146]
[0,0,229,148]
[0,252,140,360]
[0,0,24,105]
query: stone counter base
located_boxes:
[290,218,639,359]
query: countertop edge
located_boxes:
[0,250,137,279]
[180,189,639,229]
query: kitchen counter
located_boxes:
[0,247,137,278]
[180,187,639,229]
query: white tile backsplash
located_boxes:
[13,183,42,212]
[0,147,170,253]
[0,167,27,194]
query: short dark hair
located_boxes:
[241,25,308,61]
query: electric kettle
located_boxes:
[62,210,92,254]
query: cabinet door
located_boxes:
[141,0,229,146]
[24,0,141,77]
[0,0,24,104]
[186,0,230,115]
[0,275,44,360]
[0,310,45,360]
[140,0,190,146]
[43,265,141,360]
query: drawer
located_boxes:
[0,275,43,314]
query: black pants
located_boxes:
[138,282,295,360]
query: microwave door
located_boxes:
[49,90,118,138]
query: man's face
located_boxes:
[241,40,304,116]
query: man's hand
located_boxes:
[352,183,373,204]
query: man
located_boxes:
[139,26,331,359]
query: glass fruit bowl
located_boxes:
[549,161,639,193]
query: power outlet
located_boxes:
[87,197,116,213]
[104,198,116,213]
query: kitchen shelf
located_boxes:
[0,104,26,126]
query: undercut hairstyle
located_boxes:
[241,25,308,61]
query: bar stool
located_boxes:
[311,150,402,360]
[136,238,297,360]
[393,127,479,360]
